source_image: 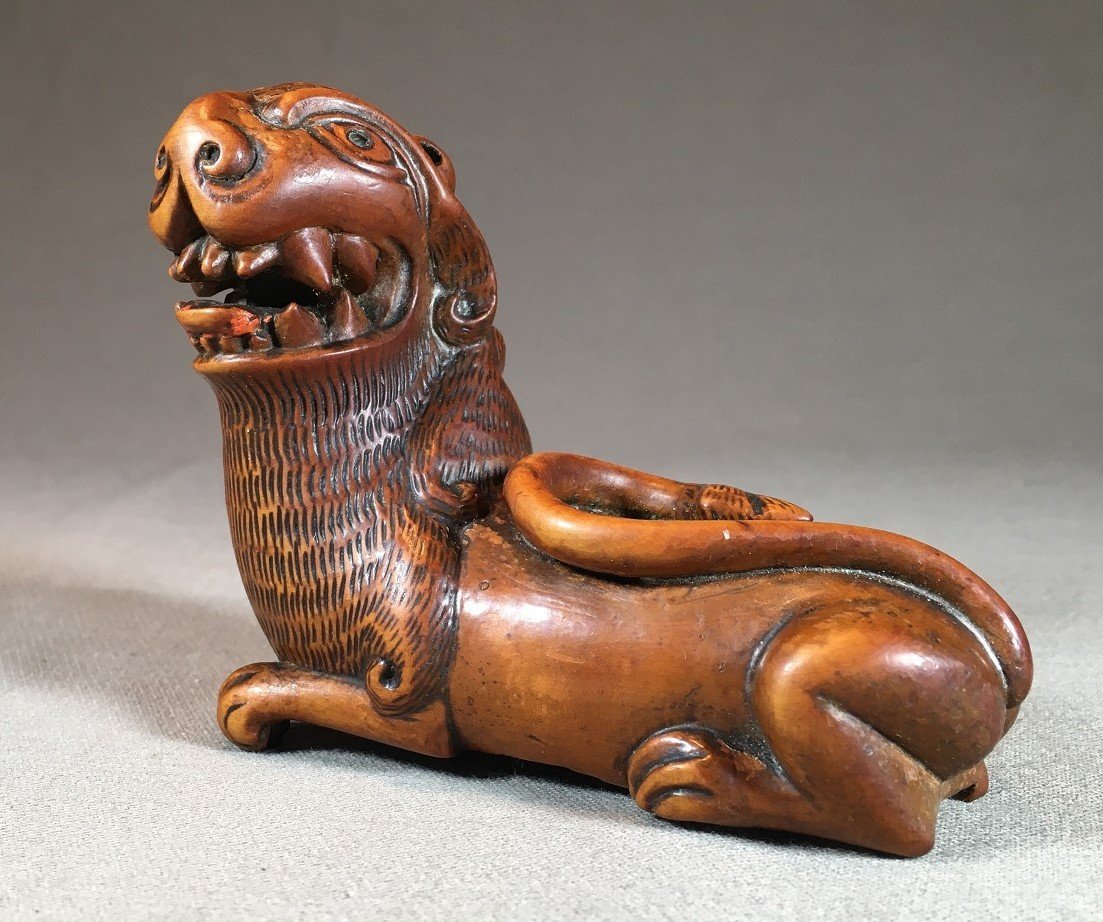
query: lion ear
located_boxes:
[416,135,496,346]
[429,206,497,347]
[415,136,456,193]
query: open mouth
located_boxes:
[168,226,412,356]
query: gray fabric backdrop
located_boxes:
[1,1,1100,918]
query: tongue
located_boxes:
[175,301,261,336]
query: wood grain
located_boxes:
[149,83,1031,856]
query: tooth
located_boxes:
[191,280,229,297]
[248,327,273,351]
[200,239,231,279]
[273,303,325,348]
[233,242,281,278]
[199,333,220,354]
[334,233,378,294]
[170,237,205,282]
[329,289,371,342]
[281,227,334,292]
[219,335,244,354]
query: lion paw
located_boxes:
[217,664,291,752]
[627,727,768,824]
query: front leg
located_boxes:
[217,663,458,758]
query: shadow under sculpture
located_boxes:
[147,83,1032,857]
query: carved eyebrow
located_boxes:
[248,82,319,113]
[248,87,434,225]
[254,86,372,128]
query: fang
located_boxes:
[274,303,326,348]
[281,227,334,292]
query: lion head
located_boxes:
[149,83,496,360]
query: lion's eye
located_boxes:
[346,128,373,149]
[301,116,397,169]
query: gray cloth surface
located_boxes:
[1,1,1100,918]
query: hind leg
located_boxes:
[629,598,1008,856]
[628,727,820,834]
[627,717,943,856]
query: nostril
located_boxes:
[151,144,172,210]
[193,131,257,183]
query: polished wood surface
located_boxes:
[149,83,1031,856]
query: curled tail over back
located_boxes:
[504,452,1031,710]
